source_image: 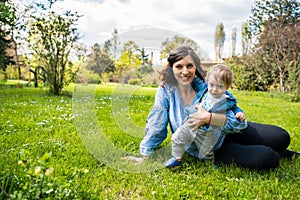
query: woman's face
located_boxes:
[172,55,196,87]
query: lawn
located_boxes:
[0,84,299,199]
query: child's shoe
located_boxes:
[164,157,183,168]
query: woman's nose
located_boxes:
[181,66,188,73]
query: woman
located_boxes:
[139,46,298,170]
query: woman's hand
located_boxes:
[122,156,147,165]
[187,106,210,131]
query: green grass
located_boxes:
[0,84,299,199]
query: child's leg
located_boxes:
[165,123,196,167]
[172,122,196,159]
[194,131,214,160]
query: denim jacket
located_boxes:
[140,77,247,158]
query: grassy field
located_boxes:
[0,84,299,199]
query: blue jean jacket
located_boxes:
[140,77,247,158]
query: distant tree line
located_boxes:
[0,0,299,101]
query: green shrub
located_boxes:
[87,73,100,84]
[0,70,6,81]
[128,78,142,85]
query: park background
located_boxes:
[1,0,299,199]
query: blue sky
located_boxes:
[53,0,254,61]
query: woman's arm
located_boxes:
[140,105,169,156]
[187,106,226,131]
[140,86,170,156]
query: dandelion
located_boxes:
[18,160,23,165]
[45,167,54,176]
[35,166,42,175]
[84,169,89,173]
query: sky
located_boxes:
[52,0,255,63]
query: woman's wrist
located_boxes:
[207,112,212,126]
[209,113,227,126]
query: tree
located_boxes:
[249,0,300,93]
[85,43,114,76]
[0,0,16,74]
[7,0,31,80]
[254,17,300,92]
[27,2,81,95]
[112,28,119,59]
[250,0,299,35]
[160,34,209,61]
[29,66,47,87]
[115,41,141,83]
[241,21,252,55]
[214,22,225,61]
[137,48,153,78]
[231,27,237,57]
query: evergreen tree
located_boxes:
[231,27,237,57]
[85,43,114,76]
[214,22,225,61]
[0,0,16,73]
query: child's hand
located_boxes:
[195,104,202,110]
[235,112,246,121]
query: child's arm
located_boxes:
[222,110,247,134]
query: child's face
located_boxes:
[207,75,226,98]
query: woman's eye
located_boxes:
[187,63,194,69]
[175,64,183,69]
[187,63,194,68]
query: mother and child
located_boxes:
[135,46,298,170]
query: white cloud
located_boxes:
[55,0,254,60]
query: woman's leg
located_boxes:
[214,122,290,170]
[214,142,280,170]
[224,122,290,153]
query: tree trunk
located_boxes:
[12,39,21,80]
[279,70,284,92]
[29,69,38,88]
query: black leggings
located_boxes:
[214,122,290,170]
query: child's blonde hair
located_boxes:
[207,64,233,89]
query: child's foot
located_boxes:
[164,157,183,168]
